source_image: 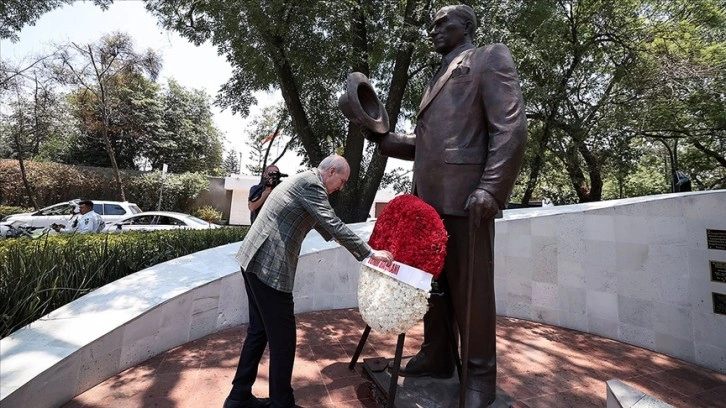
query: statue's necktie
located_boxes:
[429,59,449,89]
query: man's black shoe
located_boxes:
[223,396,271,408]
[397,353,454,378]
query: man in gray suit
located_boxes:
[365,5,527,407]
[224,154,394,408]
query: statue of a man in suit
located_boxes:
[365,4,527,406]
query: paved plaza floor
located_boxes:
[64,308,725,407]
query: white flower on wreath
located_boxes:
[357,264,430,335]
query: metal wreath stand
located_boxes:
[347,288,466,407]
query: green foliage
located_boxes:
[125,170,210,212]
[602,153,669,199]
[380,167,413,195]
[64,75,164,169]
[7,0,724,207]
[4,33,225,180]
[0,205,33,219]
[193,205,223,223]
[0,159,139,207]
[145,0,447,221]
[491,0,726,202]
[0,159,211,213]
[141,79,225,175]
[0,227,248,338]
[222,149,240,176]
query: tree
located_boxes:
[146,0,441,222]
[222,149,240,176]
[143,79,224,175]
[487,0,725,203]
[64,73,165,169]
[244,104,292,176]
[0,56,70,209]
[53,31,162,200]
[627,1,726,190]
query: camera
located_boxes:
[266,171,288,187]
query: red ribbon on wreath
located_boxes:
[368,194,447,280]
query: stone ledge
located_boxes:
[606,379,674,408]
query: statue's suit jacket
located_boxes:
[379,43,527,216]
[235,169,371,293]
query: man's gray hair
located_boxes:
[318,154,349,173]
[442,4,477,37]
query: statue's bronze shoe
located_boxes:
[463,388,496,407]
[396,353,454,378]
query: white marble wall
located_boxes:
[495,190,726,373]
[1,191,724,407]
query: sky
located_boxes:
[0,0,292,174]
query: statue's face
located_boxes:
[428,9,468,55]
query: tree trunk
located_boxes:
[268,36,325,167]
[562,145,591,202]
[522,123,553,205]
[14,130,39,209]
[335,0,371,221]
[578,143,602,201]
[102,113,126,201]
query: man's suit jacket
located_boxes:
[235,169,371,293]
[379,43,527,216]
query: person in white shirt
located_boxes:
[53,200,104,234]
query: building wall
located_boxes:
[192,177,232,222]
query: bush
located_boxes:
[124,171,210,213]
[0,159,139,207]
[193,205,223,223]
[0,227,248,338]
[0,159,211,213]
[0,205,33,219]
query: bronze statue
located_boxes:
[343,4,527,407]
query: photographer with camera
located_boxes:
[248,165,288,224]
[52,200,104,234]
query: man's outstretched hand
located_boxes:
[370,249,394,265]
[464,189,500,228]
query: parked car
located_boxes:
[104,211,220,233]
[1,200,142,231]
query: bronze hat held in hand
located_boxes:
[338,72,389,134]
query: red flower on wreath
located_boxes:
[368,194,447,279]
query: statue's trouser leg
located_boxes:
[445,216,497,398]
[402,285,456,376]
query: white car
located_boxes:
[2,200,142,231]
[105,211,220,233]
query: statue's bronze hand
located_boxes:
[360,127,386,143]
[464,189,499,227]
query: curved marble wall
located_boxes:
[1,191,724,407]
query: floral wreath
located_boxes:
[358,194,448,334]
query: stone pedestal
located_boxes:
[363,357,515,408]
